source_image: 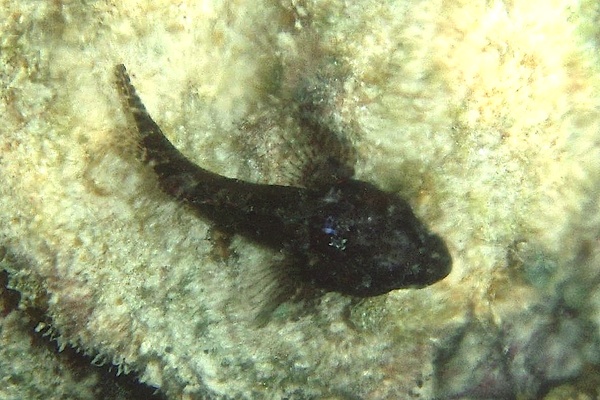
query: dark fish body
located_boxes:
[115,64,451,298]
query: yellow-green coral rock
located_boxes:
[1,0,600,398]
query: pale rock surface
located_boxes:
[1,0,600,398]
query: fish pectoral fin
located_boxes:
[232,254,313,327]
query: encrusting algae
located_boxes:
[1,0,600,399]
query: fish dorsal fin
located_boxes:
[237,74,357,188]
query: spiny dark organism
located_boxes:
[114,64,451,307]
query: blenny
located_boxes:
[114,64,451,303]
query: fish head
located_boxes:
[305,180,452,297]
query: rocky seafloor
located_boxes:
[1,0,600,399]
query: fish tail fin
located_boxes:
[114,64,219,200]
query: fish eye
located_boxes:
[320,216,348,250]
[322,216,337,235]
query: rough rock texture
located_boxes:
[0,267,162,400]
[1,0,600,399]
[0,309,99,400]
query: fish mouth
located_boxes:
[422,234,453,284]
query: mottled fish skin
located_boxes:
[114,64,451,297]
